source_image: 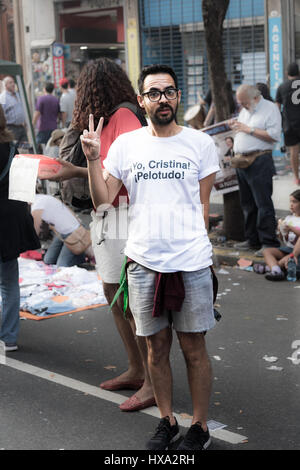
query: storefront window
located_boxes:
[139,0,266,114]
[31,48,53,99]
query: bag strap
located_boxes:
[50,224,88,247]
[63,103,147,171]
[109,102,148,127]
[0,143,16,182]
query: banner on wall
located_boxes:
[52,43,65,89]
[268,11,285,160]
[268,13,284,99]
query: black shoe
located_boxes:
[146,417,181,450]
[177,422,211,450]
[265,271,285,281]
[233,240,260,251]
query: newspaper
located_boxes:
[9,156,39,203]
[202,120,239,195]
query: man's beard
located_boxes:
[248,99,257,114]
[149,103,177,126]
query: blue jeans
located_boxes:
[36,129,54,145]
[0,257,20,344]
[43,235,86,267]
[236,153,280,247]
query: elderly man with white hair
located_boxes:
[229,84,282,256]
[0,76,27,146]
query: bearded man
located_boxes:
[81,64,220,450]
[230,84,282,256]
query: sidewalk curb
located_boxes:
[212,246,265,267]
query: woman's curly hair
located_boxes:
[72,58,138,131]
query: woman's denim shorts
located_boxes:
[127,262,216,337]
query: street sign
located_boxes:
[52,42,65,88]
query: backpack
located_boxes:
[59,103,147,209]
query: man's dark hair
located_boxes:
[287,62,299,77]
[69,78,76,88]
[291,189,300,202]
[45,82,54,94]
[256,82,273,102]
[138,64,178,94]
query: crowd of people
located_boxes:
[0,57,300,450]
[0,74,76,151]
[229,63,300,282]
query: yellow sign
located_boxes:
[127,18,140,90]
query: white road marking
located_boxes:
[3,357,247,445]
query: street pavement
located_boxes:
[1,264,299,451]
[0,172,299,452]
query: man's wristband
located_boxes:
[249,127,255,135]
[87,156,100,162]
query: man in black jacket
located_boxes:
[276,62,300,185]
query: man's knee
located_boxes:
[178,332,208,366]
[146,329,172,367]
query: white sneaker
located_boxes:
[4,343,19,352]
[254,246,268,257]
[233,240,259,250]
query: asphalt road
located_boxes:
[0,265,299,452]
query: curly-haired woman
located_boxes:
[0,105,40,351]
[42,58,154,412]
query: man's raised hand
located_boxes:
[80,114,104,161]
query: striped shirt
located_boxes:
[0,90,25,126]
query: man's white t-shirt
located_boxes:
[31,194,80,235]
[104,126,220,273]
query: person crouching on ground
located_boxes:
[31,193,87,267]
[262,190,300,281]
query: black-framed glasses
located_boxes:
[142,88,179,102]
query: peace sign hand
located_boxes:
[80,114,104,161]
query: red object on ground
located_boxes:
[20,250,43,260]
[15,154,62,178]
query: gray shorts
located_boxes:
[127,262,216,337]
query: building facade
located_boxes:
[139,0,300,112]
[9,0,300,115]
[12,0,141,107]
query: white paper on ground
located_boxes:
[262,355,278,363]
[9,157,39,203]
[266,365,283,371]
[207,420,227,431]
